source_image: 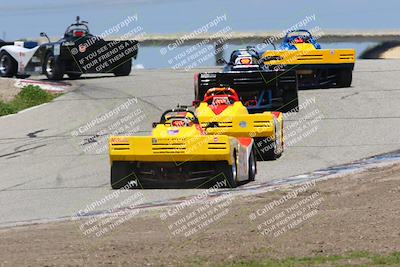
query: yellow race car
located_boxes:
[109,109,256,189]
[194,88,284,161]
[262,29,355,89]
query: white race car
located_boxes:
[0,40,42,78]
[0,17,139,80]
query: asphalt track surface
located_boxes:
[1,59,400,226]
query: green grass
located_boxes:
[0,85,58,116]
[188,251,400,267]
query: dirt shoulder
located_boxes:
[1,163,400,267]
[0,78,20,102]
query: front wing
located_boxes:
[198,113,279,139]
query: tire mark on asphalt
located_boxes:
[341,92,359,99]
[88,82,164,112]
[2,184,110,192]
[53,93,192,101]
[0,144,46,158]
[27,129,46,138]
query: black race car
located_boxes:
[194,47,299,113]
[40,16,139,80]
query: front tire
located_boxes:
[43,52,65,80]
[111,162,136,189]
[113,59,132,76]
[336,69,352,87]
[0,51,17,78]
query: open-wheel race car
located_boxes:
[262,29,355,88]
[109,108,257,189]
[195,47,299,113]
[0,16,138,80]
[194,88,284,161]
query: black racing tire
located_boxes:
[113,59,132,76]
[43,52,65,80]
[248,149,257,181]
[67,73,82,79]
[281,88,299,113]
[254,126,283,161]
[111,161,136,189]
[0,51,17,78]
[195,88,206,101]
[194,73,201,101]
[16,74,31,79]
[194,87,199,101]
[223,152,238,188]
[255,138,277,161]
[336,69,352,88]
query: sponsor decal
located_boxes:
[239,57,252,65]
[168,129,180,136]
[79,44,87,53]
[54,44,61,56]
[111,137,129,144]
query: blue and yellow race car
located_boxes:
[262,29,355,89]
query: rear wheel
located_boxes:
[0,51,17,78]
[111,161,136,189]
[248,149,256,181]
[281,89,299,113]
[43,52,65,80]
[336,69,352,87]
[113,59,132,76]
[223,152,238,188]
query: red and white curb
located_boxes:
[14,79,71,93]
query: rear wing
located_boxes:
[195,70,298,113]
[109,135,233,164]
[262,49,355,69]
[199,113,276,138]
